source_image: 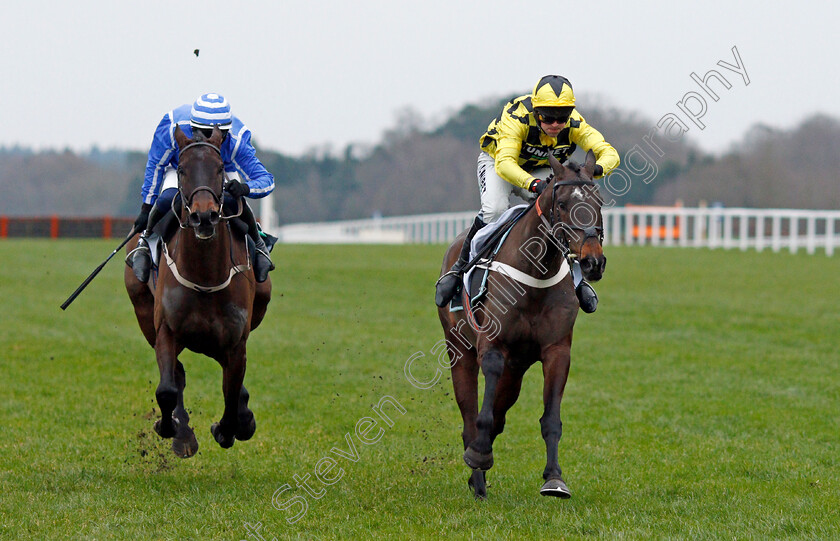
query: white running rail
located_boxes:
[270,206,840,255]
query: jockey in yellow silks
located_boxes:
[435,75,620,312]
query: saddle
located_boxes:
[449,205,528,313]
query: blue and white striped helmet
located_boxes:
[189,93,232,129]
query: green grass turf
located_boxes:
[1,239,838,540]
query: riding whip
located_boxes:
[60,224,140,310]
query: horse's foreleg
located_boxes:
[539,340,573,498]
[464,348,505,472]
[236,384,256,441]
[211,341,246,449]
[153,324,179,439]
[490,366,525,443]
[171,359,199,458]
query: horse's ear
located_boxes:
[173,125,190,149]
[583,150,597,178]
[548,153,566,179]
[209,126,224,147]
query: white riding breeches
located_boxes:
[476,151,552,224]
[161,166,179,191]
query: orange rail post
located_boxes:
[0,216,7,238]
[50,215,60,239]
[103,215,112,239]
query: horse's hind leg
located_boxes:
[450,339,484,497]
[539,340,573,498]
[171,359,199,458]
[210,341,246,449]
[124,256,156,347]
[250,279,271,331]
[153,325,179,439]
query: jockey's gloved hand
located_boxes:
[134,203,153,232]
[529,179,547,195]
[593,164,604,177]
[225,179,250,198]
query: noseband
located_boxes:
[174,141,242,227]
[536,179,604,256]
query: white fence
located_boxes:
[269,206,840,256]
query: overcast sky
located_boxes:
[2,0,836,156]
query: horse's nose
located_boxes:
[580,254,606,281]
[580,256,595,275]
[188,209,220,229]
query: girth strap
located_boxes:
[475,258,570,289]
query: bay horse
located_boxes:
[125,126,271,457]
[437,150,606,499]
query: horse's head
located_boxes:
[544,150,607,281]
[173,126,226,240]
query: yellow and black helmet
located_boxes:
[532,75,575,108]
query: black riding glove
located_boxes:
[529,179,547,195]
[593,164,604,177]
[225,179,250,198]
[134,203,153,231]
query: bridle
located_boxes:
[164,140,251,291]
[174,141,242,228]
[535,178,604,258]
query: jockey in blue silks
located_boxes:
[127,93,275,283]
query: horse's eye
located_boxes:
[558,201,567,211]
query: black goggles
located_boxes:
[537,113,570,125]
[195,126,230,139]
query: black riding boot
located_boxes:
[435,216,485,307]
[126,205,164,283]
[576,280,598,313]
[240,202,274,283]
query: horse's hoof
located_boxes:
[172,431,199,458]
[153,416,179,439]
[463,446,493,471]
[210,422,235,449]
[468,470,487,499]
[540,478,571,499]
[236,413,256,441]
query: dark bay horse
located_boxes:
[125,126,271,457]
[437,151,606,499]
